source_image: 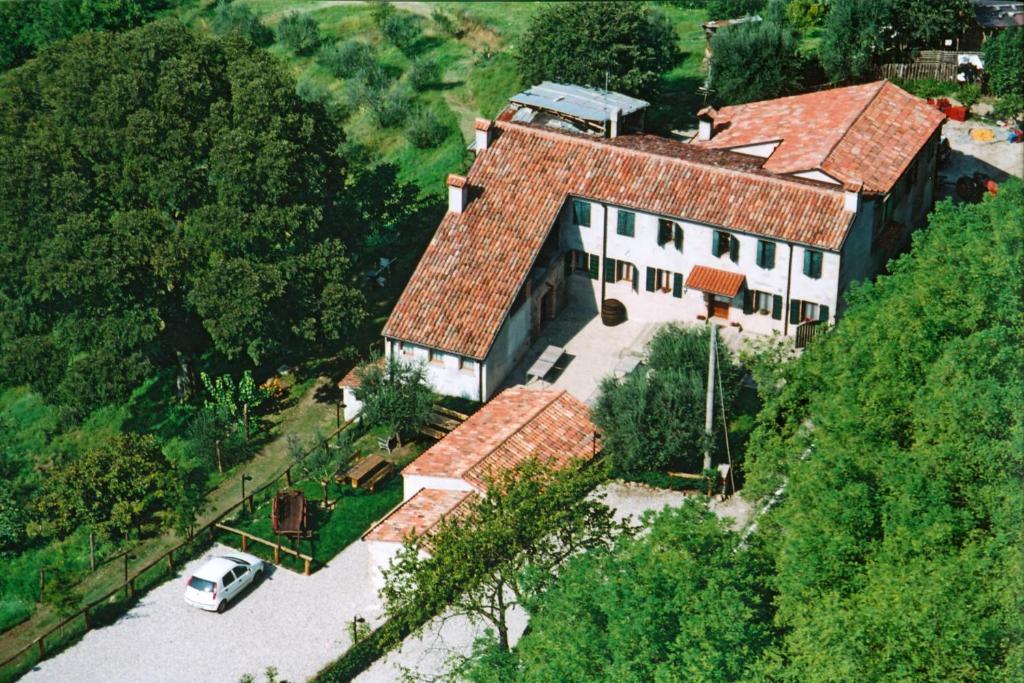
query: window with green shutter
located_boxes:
[572,199,591,227]
[672,273,683,298]
[588,253,599,279]
[604,257,616,282]
[674,224,684,252]
[819,304,830,322]
[657,219,673,246]
[772,294,783,320]
[645,267,656,292]
[756,240,775,269]
[616,210,635,237]
[789,299,801,325]
[729,235,739,262]
[803,249,823,278]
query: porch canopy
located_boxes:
[685,265,745,298]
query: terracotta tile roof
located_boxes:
[696,81,944,193]
[383,119,852,358]
[403,387,598,486]
[685,265,746,298]
[363,488,474,543]
[337,357,384,389]
[447,173,468,189]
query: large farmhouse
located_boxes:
[382,81,945,401]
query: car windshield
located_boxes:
[188,576,216,593]
[224,557,249,566]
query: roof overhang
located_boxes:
[685,266,746,298]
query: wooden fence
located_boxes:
[879,61,957,82]
[0,416,356,680]
[214,523,313,575]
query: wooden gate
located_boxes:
[795,321,820,349]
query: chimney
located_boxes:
[696,106,717,141]
[844,181,863,212]
[447,174,468,214]
[474,118,494,152]
[608,108,621,138]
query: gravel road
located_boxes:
[21,542,383,683]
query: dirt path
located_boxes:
[0,377,338,665]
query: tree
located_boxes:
[36,433,176,541]
[275,11,321,55]
[381,459,625,652]
[210,0,273,47]
[0,480,26,556]
[515,2,679,98]
[0,22,366,416]
[380,11,421,54]
[353,357,435,442]
[461,501,776,682]
[200,371,268,442]
[746,182,1024,680]
[983,27,1024,100]
[592,325,743,477]
[705,0,767,18]
[298,430,353,504]
[710,19,803,104]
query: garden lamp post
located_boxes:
[241,473,253,510]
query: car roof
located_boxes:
[193,557,241,581]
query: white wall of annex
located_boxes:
[386,338,481,401]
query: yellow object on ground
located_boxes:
[970,128,997,142]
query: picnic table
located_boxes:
[526,345,565,384]
[339,454,394,491]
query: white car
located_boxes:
[184,552,265,613]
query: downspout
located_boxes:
[783,243,794,336]
[478,354,485,402]
[600,203,609,304]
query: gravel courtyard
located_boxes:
[21,542,384,683]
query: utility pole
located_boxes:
[703,324,717,471]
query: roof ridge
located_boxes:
[817,80,887,187]
[461,389,567,484]
[496,120,847,202]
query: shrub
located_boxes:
[408,56,439,91]
[983,27,1024,99]
[275,11,321,56]
[380,12,420,53]
[711,20,803,104]
[210,1,272,47]
[372,85,412,128]
[957,83,981,109]
[405,107,449,148]
[317,39,375,79]
[895,77,957,99]
[430,7,463,38]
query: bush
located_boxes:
[711,20,803,104]
[380,12,420,53]
[408,56,440,91]
[210,1,272,47]
[983,27,1024,99]
[317,39,376,79]
[896,77,958,99]
[275,11,321,56]
[372,86,412,128]
[405,107,449,148]
[430,7,463,38]
[957,82,981,109]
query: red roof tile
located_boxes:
[685,265,746,298]
[696,81,944,193]
[363,488,474,543]
[337,357,384,389]
[383,120,852,358]
[447,173,468,188]
[403,387,598,486]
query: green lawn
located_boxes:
[216,476,403,573]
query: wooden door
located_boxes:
[708,295,730,320]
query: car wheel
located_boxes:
[254,569,263,584]
[216,599,226,614]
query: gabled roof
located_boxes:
[363,488,474,544]
[686,266,746,298]
[403,387,598,486]
[694,81,945,193]
[383,118,852,358]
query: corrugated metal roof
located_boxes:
[509,82,649,123]
[685,266,746,298]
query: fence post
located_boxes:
[241,534,248,552]
[274,543,280,564]
[303,558,310,576]
[38,638,45,659]
[39,567,45,598]
[167,551,174,571]
[89,532,96,572]
[285,468,292,486]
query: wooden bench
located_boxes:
[340,454,394,491]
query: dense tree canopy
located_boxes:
[710,18,803,104]
[0,21,366,416]
[461,501,775,682]
[983,27,1024,101]
[593,325,742,476]
[515,2,679,98]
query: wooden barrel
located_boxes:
[601,298,626,326]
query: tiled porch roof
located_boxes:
[362,488,474,544]
[685,265,746,298]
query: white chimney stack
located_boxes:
[608,108,621,138]
[474,118,494,152]
[447,174,469,214]
[844,181,863,212]
[696,106,717,141]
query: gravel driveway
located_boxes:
[22,542,384,683]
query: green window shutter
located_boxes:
[573,200,590,227]
[674,225,684,252]
[819,304,830,322]
[673,273,683,298]
[617,211,634,237]
[766,241,775,268]
[742,290,754,315]
[645,267,656,292]
[772,294,783,320]
[729,235,739,262]
[756,240,764,267]
[632,265,639,291]
[789,299,801,325]
[804,249,822,278]
[588,254,599,279]
[604,257,615,282]
[813,251,822,278]
[712,231,723,257]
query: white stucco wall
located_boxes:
[385,338,482,401]
[341,386,363,422]
[402,476,475,501]
[483,301,532,400]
